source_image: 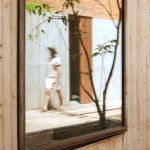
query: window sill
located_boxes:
[26,122,127,150]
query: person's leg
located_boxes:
[43,89,51,111]
[56,89,63,107]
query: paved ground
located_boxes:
[26,100,121,133]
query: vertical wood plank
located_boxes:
[130,0,138,149]
[0,59,2,105]
[2,0,12,149]
[10,0,17,149]
[145,0,150,149]
[76,136,122,150]
[0,59,3,150]
[0,116,3,150]
[140,1,148,150]
[0,2,3,150]
[146,0,150,149]
[0,0,2,57]
[109,136,123,150]
[123,0,131,149]
[136,0,147,148]
[95,140,109,150]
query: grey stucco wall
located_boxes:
[92,18,122,104]
[25,12,122,110]
[25,12,69,110]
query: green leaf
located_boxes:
[111,40,117,44]
[41,29,45,34]
[28,34,33,41]
[92,52,100,57]
[107,50,113,53]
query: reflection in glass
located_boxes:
[25,0,122,134]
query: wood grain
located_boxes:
[0,0,2,57]
[0,116,3,150]
[0,60,2,149]
[0,0,150,150]
[76,135,123,150]
[10,0,17,149]
[0,59,2,105]
[2,0,12,149]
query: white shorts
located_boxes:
[45,77,61,90]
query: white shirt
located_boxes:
[47,57,61,78]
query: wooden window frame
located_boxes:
[17,0,126,150]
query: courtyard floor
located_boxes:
[26,100,121,133]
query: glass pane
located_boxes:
[25,0,123,135]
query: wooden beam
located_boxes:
[18,0,25,150]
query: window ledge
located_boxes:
[26,123,127,150]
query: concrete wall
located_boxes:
[25,12,69,110]
[26,12,122,110]
[92,18,122,103]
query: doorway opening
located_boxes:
[69,15,93,104]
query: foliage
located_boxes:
[25,1,51,15]
[26,1,69,40]
[92,40,118,56]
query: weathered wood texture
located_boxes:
[0,0,150,150]
[0,0,2,57]
[0,59,3,150]
[77,135,123,150]
[0,0,17,149]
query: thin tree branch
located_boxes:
[94,0,118,29]
[70,5,98,100]
[116,0,121,11]
[102,2,122,119]
[70,4,103,117]
[28,16,65,36]
[54,20,69,50]
[29,19,48,35]
[81,80,96,103]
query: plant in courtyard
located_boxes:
[26,0,122,128]
[62,0,122,127]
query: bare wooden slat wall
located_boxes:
[0,0,17,149]
[0,0,2,57]
[0,0,3,149]
[0,59,3,150]
[0,0,150,150]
